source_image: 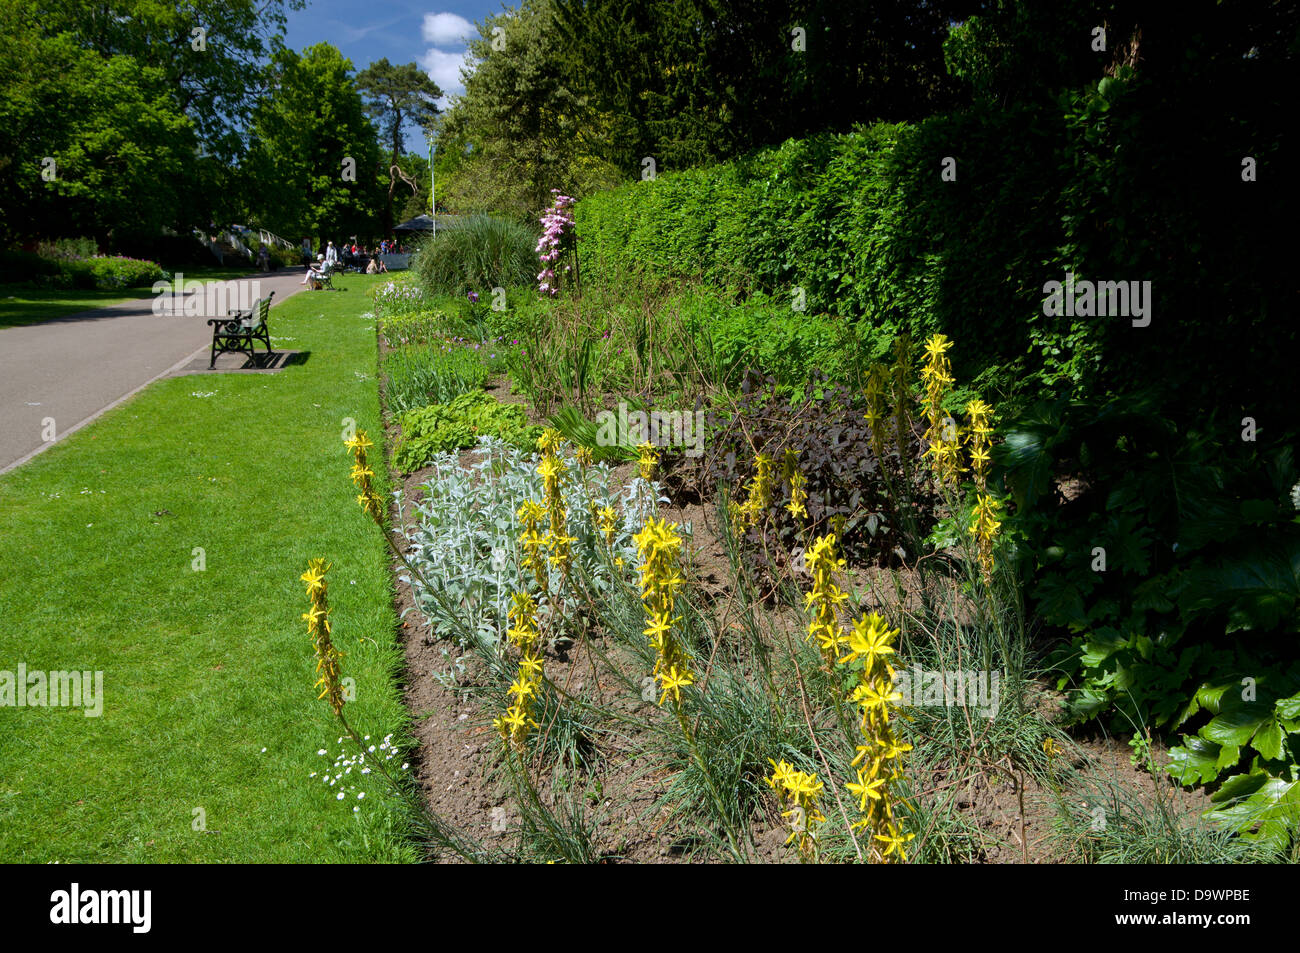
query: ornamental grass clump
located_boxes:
[494,592,546,746]
[765,759,827,861]
[837,612,914,862]
[633,517,695,714]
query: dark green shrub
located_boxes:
[0,250,62,284]
[576,79,1298,426]
[999,393,1300,847]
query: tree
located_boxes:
[37,0,305,163]
[0,0,195,243]
[242,44,385,245]
[0,0,303,244]
[436,0,624,220]
[553,0,974,173]
[393,152,431,222]
[355,59,442,236]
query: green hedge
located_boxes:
[0,250,164,289]
[576,80,1297,422]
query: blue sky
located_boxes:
[281,0,504,151]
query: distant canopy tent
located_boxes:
[392,214,465,235]
[392,214,436,234]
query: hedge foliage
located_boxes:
[576,79,1297,422]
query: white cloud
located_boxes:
[419,46,471,103]
[419,12,477,107]
[421,12,474,47]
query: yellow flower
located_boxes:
[874,825,915,861]
[837,613,898,669]
[537,428,564,454]
[517,500,546,526]
[657,665,694,705]
[846,770,887,812]
[300,560,330,597]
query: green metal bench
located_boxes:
[207,291,275,368]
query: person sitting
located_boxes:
[302,253,328,288]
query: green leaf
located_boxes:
[1206,777,1300,849]
[1200,703,1274,748]
[1276,691,1300,721]
[1252,718,1284,761]
[1209,770,1268,804]
[1166,736,1223,785]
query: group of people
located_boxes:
[299,239,394,288]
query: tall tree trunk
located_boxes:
[384,117,400,239]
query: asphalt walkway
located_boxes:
[0,271,311,474]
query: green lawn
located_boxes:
[0,267,266,328]
[0,275,419,862]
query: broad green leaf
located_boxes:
[1166,736,1223,785]
[1251,718,1284,761]
[1201,703,1274,748]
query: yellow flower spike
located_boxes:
[517,500,546,526]
[301,559,344,716]
[636,441,659,481]
[300,560,330,597]
[497,591,546,747]
[537,428,564,454]
[343,431,374,454]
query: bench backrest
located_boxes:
[242,292,275,329]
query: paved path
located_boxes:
[0,271,311,474]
